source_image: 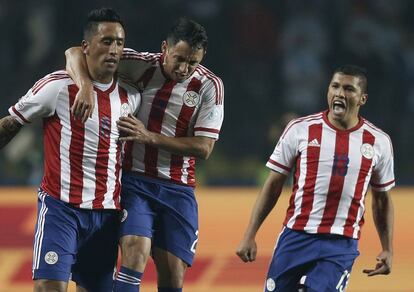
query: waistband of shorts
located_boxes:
[124,171,195,189]
[38,188,120,213]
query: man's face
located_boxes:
[82,22,125,82]
[161,40,205,82]
[327,72,367,126]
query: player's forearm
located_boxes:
[65,47,93,90]
[0,116,22,149]
[243,172,285,239]
[147,133,215,159]
[372,191,394,253]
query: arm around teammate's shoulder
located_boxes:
[65,46,94,122]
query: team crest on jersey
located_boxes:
[45,251,58,265]
[266,278,276,291]
[183,91,200,107]
[120,103,131,117]
[360,143,374,159]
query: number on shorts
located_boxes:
[190,230,199,253]
[336,270,350,291]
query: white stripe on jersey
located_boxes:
[59,87,72,204]
[79,102,100,209]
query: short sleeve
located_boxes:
[370,135,395,191]
[266,122,299,175]
[8,73,64,124]
[193,78,224,139]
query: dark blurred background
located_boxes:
[0,0,412,186]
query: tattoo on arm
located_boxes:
[0,116,23,149]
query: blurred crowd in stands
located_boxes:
[1,0,413,185]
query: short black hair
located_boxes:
[334,65,368,94]
[166,17,208,51]
[83,8,124,40]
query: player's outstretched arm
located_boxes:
[236,170,287,263]
[117,114,215,159]
[0,116,23,149]
[363,190,394,276]
[65,47,94,122]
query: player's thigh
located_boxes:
[72,211,119,292]
[33,279,68,292]
[33,191,78,282]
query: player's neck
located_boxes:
[89,70,113,84]
[328,114,359,130]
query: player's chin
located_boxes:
[102,67,118,76]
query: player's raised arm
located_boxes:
[236,170,287,263]
[65,46,94,122]
[0,116,23,149]
[363,190,394,276]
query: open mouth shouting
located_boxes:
[332,99,346,116]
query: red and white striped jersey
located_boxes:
[266,111,395,239]
[119,48,224,186]
[9,70,141,210]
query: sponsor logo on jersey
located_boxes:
[45,251,58,265]
[183,91,200,107]
[121,103,131,117]
[360,143,374,159]
[266,278,276,291]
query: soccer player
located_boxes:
[65,18,224,292]
[236,65,394,292]
[0,8,141,292]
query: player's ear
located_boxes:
[161,41,168,54]
[359,94,368,106]
[81,40,89,54]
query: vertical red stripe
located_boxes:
[283,155,301,226]
[68,85,85,206]
[144,80,176,176]
[318,132,350,233]
[92,88,112,209]
[292,123,323,230]
[170,78,201,183]
[40,113,62,199]
[113,86,129,209]
[343,130,375,238]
